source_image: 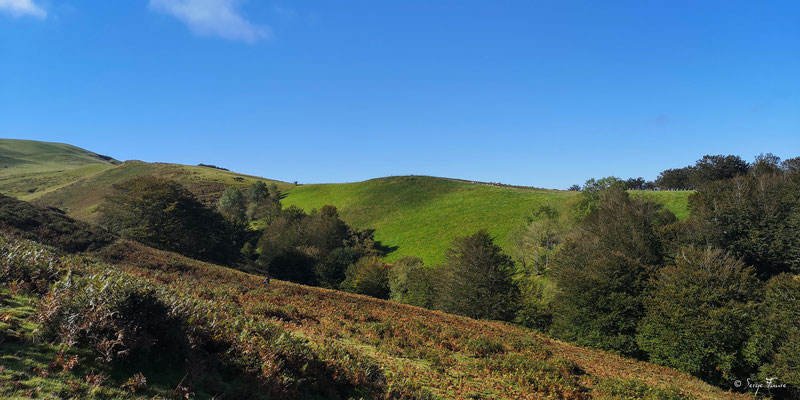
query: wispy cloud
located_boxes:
[0,0,47,19]
[149,0,270,43]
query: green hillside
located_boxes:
[0,139,692,265]
[0,139,116,175]
[282,177,691,264]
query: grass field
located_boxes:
[0,139,115,176]
[0,139,692,265]
[282,177,692,264]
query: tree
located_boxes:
[550,189,673,356]
[625,177,646,190]
[246,181,270,204]
[388,256,434,308]
[636,247,761,386]
[342,256,390,299]
[689,154,749,187]
[782,156,800,172]
[745,274,800,397]
[434,230,519,321]
[511,205,560,276]
[577,177,627,216]
[567,184,581,191]
[98,176,240,264]
[315,247,360,289]
[656,167,693,190]
[268,183,281,199]
[751,153,782,177]
[688,172,800,278]
[217,187,247,223]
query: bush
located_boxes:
[36,271,186,364]
[0,194,116,253]
[636,247,761,386]
[0,233,63,294]
[343,257,390,299]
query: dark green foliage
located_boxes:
[782,156,800,172]
[745,274,800,397]
[656,167,693,190]
[688,172,800,278]
[98,176,242,265]
[689,154,749,188]
[257,204,380,286]
[624,177,646,190]
[388,256,434,308]
[636,247,761,386]
[0,194,116,253]
[316,247,361,289]
[434,230,519,321]
[656,154,750,190]
[550,189,672,356]
[515,275,556,331]
[246,181,270,204]
[751,153,783,177]
[342,256,390,299]
[304,205,353,255]
[268,248,318,285]
[577,177,627,216]
[217,186,247,223]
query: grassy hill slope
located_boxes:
[1,225,742,399]
[0,139,117,174]
[0,139,691,265]
[282,177,690,264]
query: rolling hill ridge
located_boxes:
[0,139,691,264]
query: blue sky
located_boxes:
[1,0,798,188]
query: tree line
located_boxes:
[569,153,800,191]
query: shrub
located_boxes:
[636,247,761,386]
[0,234,63,294]
[0,194,116,253]
[36,271,186,364]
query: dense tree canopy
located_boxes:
[434,230,519,321]
[636,247,761,386]
[98,176,241,264]
[688,171,800,278]
[550,189,673,356]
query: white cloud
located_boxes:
[0,0,47,19]
[149,0,270,43]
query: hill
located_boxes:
[0,198,742,399]
[0,139,691,264]
[281,177,690,264]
